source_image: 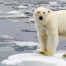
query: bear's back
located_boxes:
[54,10,66,37]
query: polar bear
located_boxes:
[33,7,66,56]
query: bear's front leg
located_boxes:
[46,32,59,56]
[38,31,47,55]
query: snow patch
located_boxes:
[0,14,27,18]
[7,11,21,14]
[14,41,38,47]
[29,18,34,22]
[12,5,28,9]
[18,5,28,9]
[13,41,38,51]
[0,35,14,40]
[0,11,28,18]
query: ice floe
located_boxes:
[18,5,28,9]
[0,12,28,18]
[0,35,15,40]
[12,5,28,9]
[1,52,66,66]
[7,11,21,14]
[14,41,38,47]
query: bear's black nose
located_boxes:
[39,16,43,20]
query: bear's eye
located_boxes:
[37,12,40,13]
[43,12,45,14]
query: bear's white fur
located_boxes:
[33,7,66,56]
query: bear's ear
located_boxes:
[48,10,50,13]
[33,9,35,12]
[47,9,52,13]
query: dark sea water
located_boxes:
[0,1,66,66]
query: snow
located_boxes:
[18,5,28,9]
[0,40,66,66]
[14,41,38,47]
[0,10,28,18]
[1,52,66,66]
[12,5,28,9]
[12,41,38,51]
[49,1,58,5]
[29,18,34,22]
[0,35,14,40]
[0,40,38,53]
[7,11,21,14]
[0,35,15,45]
[0,13,27,18]
[0,41,15,45]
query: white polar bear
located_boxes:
[33,7,66,56]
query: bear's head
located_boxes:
[33,7,51,24]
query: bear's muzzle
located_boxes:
[39,16,43,20]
